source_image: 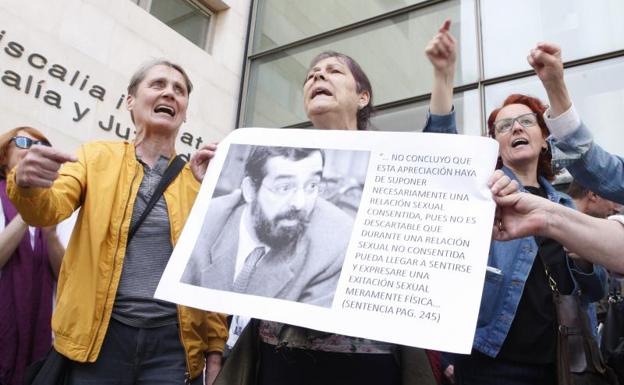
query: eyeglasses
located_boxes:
[10,136,51,149]
[493,112,538,134]
[262,179,324,198]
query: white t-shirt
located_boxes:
[609,214,624,226]
[234,206,269,281]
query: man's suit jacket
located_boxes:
[181,190,354,307]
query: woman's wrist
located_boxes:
[433,68,454,85]
[11,214,26,227]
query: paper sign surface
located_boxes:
[156,127,499,353]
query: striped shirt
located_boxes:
[111,155,178,328]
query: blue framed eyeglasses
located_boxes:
[10,136,51,149]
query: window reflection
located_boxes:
[485,57,624,156]
[481,0,624,78]
[253,0,426,53]
[148,0,211,49]
[371,90,481,135]
[245,0,477,128]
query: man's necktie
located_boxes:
[232,246,265,293]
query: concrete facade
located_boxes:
[0,0,250,159]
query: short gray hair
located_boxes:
[127,59,193,96]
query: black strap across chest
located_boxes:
[127,155,186,243]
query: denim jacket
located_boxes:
[423,108,457,134]
[473,166,607,357]
[550,122,624,204]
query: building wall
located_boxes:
[241,0,624,158]
[0,0,250,159]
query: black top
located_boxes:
[497,185,574,364]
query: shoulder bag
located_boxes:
[542,262,619,385]
[601,278,624,383]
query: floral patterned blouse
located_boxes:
[259,321,395,354]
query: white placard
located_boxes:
[156,127,499,354]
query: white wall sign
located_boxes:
[0,0,248,157]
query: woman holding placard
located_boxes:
[452,94,607,385]
[254,45,452,385]
[218,20,516,385]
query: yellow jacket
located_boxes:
[7,141,227,379]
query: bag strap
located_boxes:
[537,254,560,294]
[128,155,186,243]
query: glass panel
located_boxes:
[149,0,209,48]
[171,13,209,47]
[481,0,624,79]
[245,0,478,128]
[371,90,482,135]
[150,0,194,21]
[253,0,426,53]
[484,57,624,156]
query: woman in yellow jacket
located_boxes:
[7,60,227,384]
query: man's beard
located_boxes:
[251,201,311,249]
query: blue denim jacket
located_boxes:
[550,122,624,204]
[424,109,457,134]
[473,166,607,357]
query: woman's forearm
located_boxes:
[542,78,571,118]
[426,20,456,115]
[0,215,28,268]
[430,70,454,115]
